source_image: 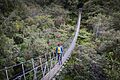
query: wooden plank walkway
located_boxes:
[41,12,82,80]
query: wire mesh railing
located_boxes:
[0,5,78,79]
[0,33,74,80]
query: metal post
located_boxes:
[43,62,47,76]
[49,53,52,80]
[5,67,9,80]
[46,61,49,73]
[21,63,26,80]
[48,53,52,70]
[35,67,38,80]
[39,57,44,77]
[50,53,52,69]
[31,58,37,80]
[53,52,56,66]
[55,51,57,64]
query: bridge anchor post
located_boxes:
[31,58,37,80]
[5,67,9,80]
[21,62,26,80]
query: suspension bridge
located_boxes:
[0,10,82,80]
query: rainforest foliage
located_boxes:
[0,0,120,80]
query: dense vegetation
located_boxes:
[56,0,120,80]
[0,0,120,80]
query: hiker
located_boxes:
[56,43,63,65]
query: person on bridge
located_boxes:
[56,43,63,65]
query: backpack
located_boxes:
[57,47,61,53]
[56,46,63,54]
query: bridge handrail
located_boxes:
[13,56,58,80]
[11,34,74,79]
[0,10,80,80]
[0,27,74,72]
